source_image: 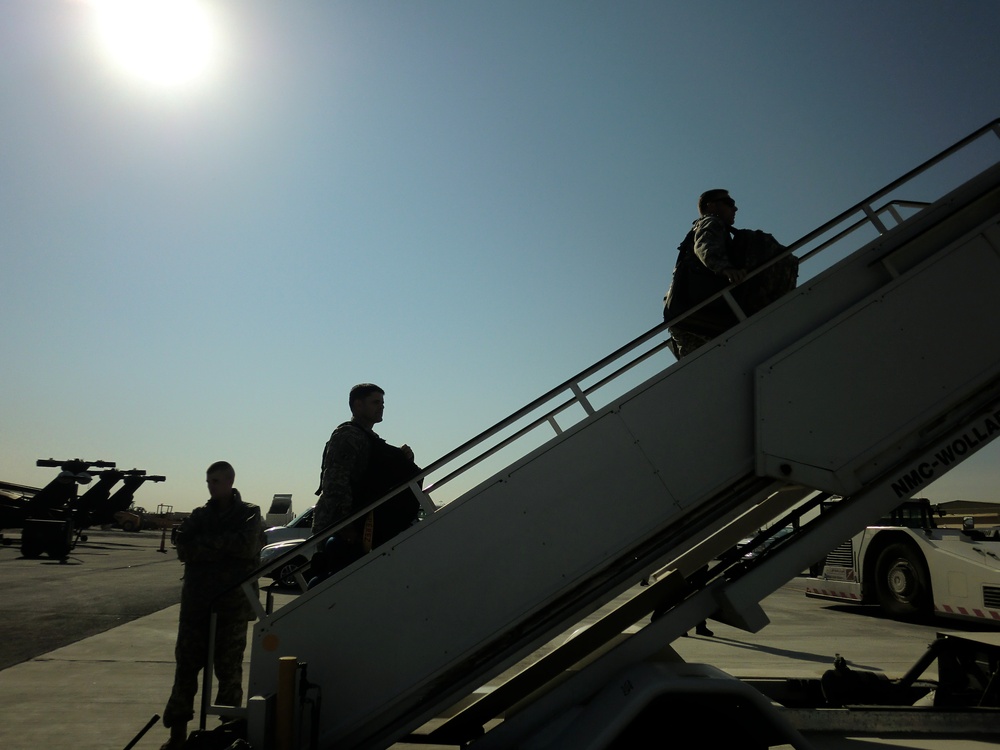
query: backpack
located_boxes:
[729,229,798,316]
[359,436,422,546]
[663,227,797,324]
[313,423,421,554]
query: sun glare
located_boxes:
[93,0,217,87]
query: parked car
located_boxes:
[264,506,314,546]
[258,508,315,587]
[261,538,312,588]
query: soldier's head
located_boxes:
[349,383,385,428]
[206,461,235,502]
[698,189,738,226]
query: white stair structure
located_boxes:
[238,120,1000,749]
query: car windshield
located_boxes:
[288,507,314,527]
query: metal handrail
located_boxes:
[246,118,1000,606]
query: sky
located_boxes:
[2,1,999,517]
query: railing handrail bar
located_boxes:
[416,319,674,480]
[786,119,1000,259]
[368,121,1000,497]
[246,118,1000,595]
[797,199,931,265]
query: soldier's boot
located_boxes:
[159,722,188,750]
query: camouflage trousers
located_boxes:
[667,326,716,359]
[163,611,249,728]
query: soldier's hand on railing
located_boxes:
[724,268,748,284]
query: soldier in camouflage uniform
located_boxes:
[161,461,265,750]
[311,384,420,576]
[663,189,797,358]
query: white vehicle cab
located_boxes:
[806,497,1000,623]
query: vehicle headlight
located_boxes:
[261,540,304,565]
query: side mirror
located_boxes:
[963,516,975,530]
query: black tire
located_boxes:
[121,520,137,533]
[874,542,932,618]
[276,557,308,588]
[46,541,71,559]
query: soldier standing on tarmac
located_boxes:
[161,461,265,750]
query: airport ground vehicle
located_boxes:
[113,504,181,532]
[805,497,1000,623]
[113,509,143,533]
[194,121,1000,749]
[263,506,314,546]
[142,504,179,531]
[0,460,165,558]
[260,539,311,588]
[259,508,316,587]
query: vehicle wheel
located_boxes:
[277,557,308,588]
[47,541,71,559]
[121,521,137,532]
[874,542,931,618]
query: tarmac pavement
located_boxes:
[0,528,185,749]
[0,527,181,670]
[1,529,998,749]
[0,604,186,749]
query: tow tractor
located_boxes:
[806,497,1000,624]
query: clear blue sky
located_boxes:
[2,1,999,515]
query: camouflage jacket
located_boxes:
[664,217,797,321]
[663,215,736,318]
[176,489,265,621]
[691,214,739,274]
[313,421,374,532]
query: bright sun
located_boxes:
[92,0,217,87]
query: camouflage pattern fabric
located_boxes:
[691,215,738,274]
[163,490,264,729]
[663,217,732,318]
[668,326,717,359]
[174,491,265,622]
[665,222,798,359]
[664,217,741,357]
[309,425,422,585]
[313,421,373,533]
[163,613,249,728]
[313,421,420,539]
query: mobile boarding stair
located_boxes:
[230,120,1000,749]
